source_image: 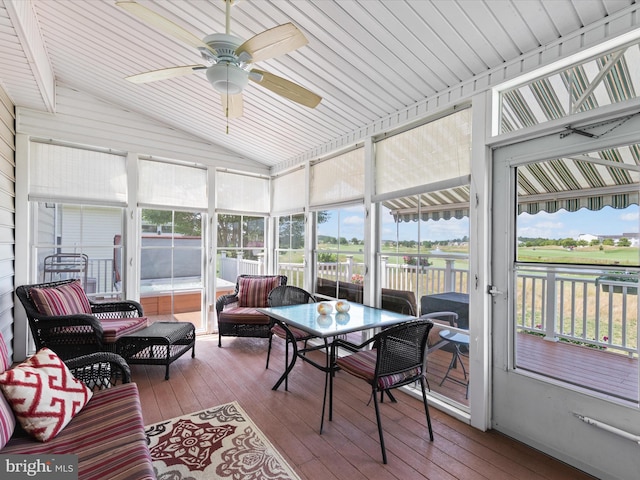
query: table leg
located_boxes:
[271,319,298,391]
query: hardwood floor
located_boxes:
[133,334,594,480]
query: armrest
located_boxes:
[215,294,239,314]
[65,352,131,389]
[90,299,144,318]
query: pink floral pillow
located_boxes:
[30,280,92,316]
[0,348,92,442]
[237,276,280,308]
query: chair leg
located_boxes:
[284,338,290,391]
[266,334,273,369]
[372,388,388,464]
[420,377,434,441]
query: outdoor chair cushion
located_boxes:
[100,317,149,343]
[1,382,152,480]
[218,307,271,325]
[336,349,421,390]
[237,276,281,308]
[30,279,92,316]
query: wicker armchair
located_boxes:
[65,351,132,390]
[330,318,435,463]
[215,274,287,347]
[16,279,148,360]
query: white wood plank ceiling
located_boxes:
[0,0,636,168]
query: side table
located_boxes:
[117,322,195,380]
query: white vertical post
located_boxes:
[544,271,558,342]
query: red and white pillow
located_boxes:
[29,280,92,316]
[0,347,92,442]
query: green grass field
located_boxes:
[517,245,640,266]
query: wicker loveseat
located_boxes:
[16,279,148,360]
[0,333,154,480]
[315,277,418,316]
[215,274,287,347]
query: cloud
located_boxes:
[620,212,639,221]
[343,215,364,225]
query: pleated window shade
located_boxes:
[375,109,471,196]
[310,148,365,207]
[272,168,305,213]
[217,170,269,213]
[138,159,207,209]
[30,142,127,204]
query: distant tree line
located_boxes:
[519,237,631,247]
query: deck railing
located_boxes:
[87,250,634,358]
[516,267,638,356]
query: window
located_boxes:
[276,214,305,287]
[217,214,266,281]
[314,206,365,302]
[139,209,204,329]
[514,144,640,403]
[34,203,124,300]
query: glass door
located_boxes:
[140,209,205,331]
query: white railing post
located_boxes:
[346,255,353,282]
[444,259,455,291]
[257,253,265,274]
[380,255,388,288]
[544,271,558,342]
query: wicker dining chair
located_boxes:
[330,318,435,464]
[266,285,317,390]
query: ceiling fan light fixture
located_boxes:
[206,63,249,95]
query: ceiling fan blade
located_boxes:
[237,23,308,63]
[221,93,244,119]
[116,1,217,56]
[250,69,321,108]
[125,65,205,84]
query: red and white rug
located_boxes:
[146,401,301,480]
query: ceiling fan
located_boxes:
[116,0,322,119]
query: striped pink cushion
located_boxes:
[30,280,92,316]
[237,277,280,308]
[1,383,154,480]
[0,331,16,449]
[218,307,271,325]
[100,317,148,343]
[336,349,421,390]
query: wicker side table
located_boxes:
[117,322,195,380]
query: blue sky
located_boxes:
[317,204,640,242]
[517,205,639,239]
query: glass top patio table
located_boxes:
[258,300,416,339]
[258,300,416,431]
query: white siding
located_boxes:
[0,84,14,359]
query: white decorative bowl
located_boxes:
[335,300,350,313]
[317,302,334,315]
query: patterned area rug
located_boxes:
[146,401,301,480]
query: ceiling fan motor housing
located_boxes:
[203,33,249,95]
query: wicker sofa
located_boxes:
[315,277,418,316]
[216,274,287,347]
[0,336,154,480]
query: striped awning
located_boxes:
[384,42,640,222]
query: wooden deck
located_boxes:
[133,330,595,480]
[517,332,638,403]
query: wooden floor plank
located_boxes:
[133,334,595,480]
